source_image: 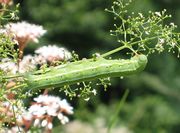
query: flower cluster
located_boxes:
[35,45,72,63]
[5,21,47,59]
[0,3,75,132]
[0,95,73,132]
[0,58,18,74]
[29,95,73,125]
[106,0,180,56]
[0,45,72,74]
[0,100,25,124]
[5,21,46,45]
[0,22,73,131]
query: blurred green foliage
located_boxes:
[17,0,180,132]
[20,0,115,57]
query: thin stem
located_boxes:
[101,45,128,57]
[10,83,27,91]
[107,89,129,133]
[130,36,159,46]
[101,36,160,57]
[3,97,22,132]
[12,104,22,132]
[122,20,127,42]
[2,74,23,79]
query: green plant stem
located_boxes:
[107,89,129,133]
[130,36,159,46]
[2,74,23,79]
[101,45,128,57]
[101,36,159,57]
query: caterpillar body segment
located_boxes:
[24,54,147,91]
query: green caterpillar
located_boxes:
[23,54,147,91]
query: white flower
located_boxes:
[58,113,63,120]
[0,58,18,74]
[0,29,8,34]
[61,116,69,125]
[5,21,46,47]
[34,119,40,126]
[33,95,73,116]
[34,54,47,65]
[5,21,46,42]
[34,95,60,104]
[58,114,69,125]
[138,13,143,18]
[47,122,53,129]
[155,12,161,17]
[22,112,32,121]
[41,119,48,127]
[19,55,37,73]
[33,95,74,115]
[34,95,60,116]
[59,99,74,114]
[24,94,74,129]
[34,94,49,103]
[35,45,72,63]
[159,38,165,44]
[170,22,175,27]
[28,104,46,117]
[92,89,97,95]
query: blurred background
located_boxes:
[15,0,180,132]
